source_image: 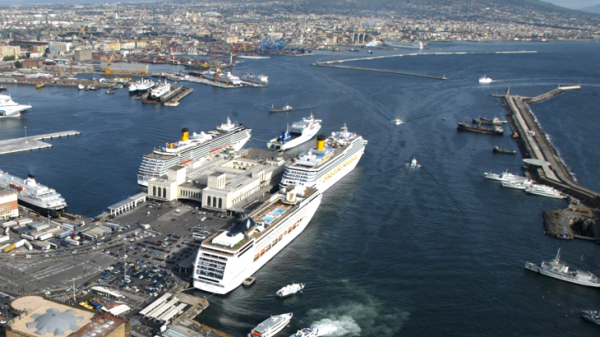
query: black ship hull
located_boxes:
[493,146,516,154]
[457,123,504,135]
[18,198,66,218]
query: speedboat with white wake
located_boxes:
[393,119,404,125]
[525,248,600,287]
[479,75,493,84]
[248,313,293,337]
[407,157,421,169]
[289,328,319,337]
[276,283,305,298]
[267,115,321,151]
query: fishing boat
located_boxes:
[493,146,516,154]
[269,103,293,113]
[242,277,256,288]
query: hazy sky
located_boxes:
[543,0,599,9]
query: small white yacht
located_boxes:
[393,119,404,125]
[289,328,319,337]
[409,158,420,168]
[276,283,305,298]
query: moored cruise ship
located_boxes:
[193,186,322,295]
[0,94,32,118]
[279,124,368,193]
[267,115,321,151]
[383,40,424,49]
[241,72,268,85]
[137,117,251,186]
[0,171,67,217]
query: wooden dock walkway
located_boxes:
[0,131,80,155]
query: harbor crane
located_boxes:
[105,52,116,74]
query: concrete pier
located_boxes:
[496,86,600,207]
[0,131,81,155]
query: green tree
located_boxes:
[3,55,15,61]
[14,60,22,68]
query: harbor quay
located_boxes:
[0,131,80,155]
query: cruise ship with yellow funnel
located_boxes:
[279,124,368,193]
[137,118,251,186]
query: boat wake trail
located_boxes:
[312,316,361,337]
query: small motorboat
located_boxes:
[409,157,421,169]
[289,328,320,337]
[479,75,493,84]
[0,85,7,91]
[276,283,305,298]
[393,119,404,125]
[164,101,179,107]
[78,83,85,90]
[242,277,256,288]
[36,83,45,89]
[106,88,116,95]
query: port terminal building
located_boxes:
[0,188,18,221]
[147,148,291,213]
[107,193,148,217]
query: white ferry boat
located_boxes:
[525,185,566,199]
[289,328,319,337]
[248,313,293,337]
[151,79,171,98]
[276,283,305,298]
[383,40,424,49]
[525,249,600,287]
[483,170,525,182]
[267,115,322,151]
[193,186,322,295]
[0,94,32,118]
[501,179,533,190]
[129,79,155,94]
[280,124,368,193]
[479,75,493,84]
[218,71,243,86]
[137,117,251,186]
[241,72,269,85]
[0,171,67,217]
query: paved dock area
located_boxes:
[0,131,80,155]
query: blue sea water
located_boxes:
[1,41,600,336]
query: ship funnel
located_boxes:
[182,128,189,141]
[286,192,297,203]
[316,134,326,151]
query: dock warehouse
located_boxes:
[107,192,147,216]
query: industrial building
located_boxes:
[99,62,148,75]
[74,49,92,62]
[147,148,289,213]
[6,296,130,337]
[0,188,18,220]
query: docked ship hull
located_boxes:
[0,105,31,118]
[193,193,322,295]
[268,127,321,151]
[18,197,66,218]
[457,122,504,135]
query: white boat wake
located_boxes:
[312,316,362,337]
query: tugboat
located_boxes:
[493,146,516,154]
[269,103,293,113]
[525,249,600,287]
[457,121,504,135]
[582,310,600,325]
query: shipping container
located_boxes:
[23,241,32,250]
[3,244,15,253]
[55,230,72,239]
[47,240,61,248]
[13,227,29,234]
[61,240,72,246]
[32,240,51,250]
[14,239,26,248]
[105,223,120,231]
[0,235,9,243]
[1,221,17,229]
[17,218,33,225]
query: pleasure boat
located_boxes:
[525,185,566,199]
[248,313,293,337]
[241,72,269,85]
[409,158,421,168]
[276,283,305,298]
[525,248,600,287]
[483,170,526,182]
[479,75,493,84]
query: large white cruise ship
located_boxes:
[267,115,321,151]
[0,94,32,118]
[0,171,67,217]
[193,186,322,295]
[137,117,251,186]
[383,40,424,49]
[279,124,368,193]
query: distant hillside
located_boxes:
[581,3,600,13]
